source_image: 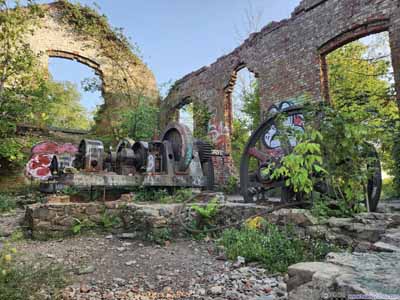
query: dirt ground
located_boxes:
[12,234,286,300]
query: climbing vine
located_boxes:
[55,1,155,138]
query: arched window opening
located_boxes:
[228,67,259,170]
[324,31,399,200]
[179,102,194,132]
[47,57,104,131]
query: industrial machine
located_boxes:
[28,122,214,193]
[239,103,382,211]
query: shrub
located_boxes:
[0,245,68,300]
[100,212,122,230]
[382,177,399,200]
[221,222,338,273]
[134,187,170,202]
[0,193,17,213]
[133,187,193,203]
[146,228,172,245]
[223,176,239,195]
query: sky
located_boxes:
[42,0,301,112]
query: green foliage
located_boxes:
[40,79,92,130]
[160,188,193,204]
[231,79,260,169]
[382,177,399,200]
[134,187,169,203]
[0,193,17,213]
[146,228,172,245]
[0,244,68,300]
[191,198,219,220]
[223,176,239,195]
[271,128,326,194]
[240,80,261,132]
[192,102,212,141]
[57,0,155,138]
[327,37,399,196]
[0,1,47,167]
[267,36,398,217]
[221,223,338,273]
[100,212,122,230]
[71,218,96,235]
[119,97,160,140]
[57,0,133,52]
[60,186,80,196]
[231,119,250,169]
[133,187,193,204]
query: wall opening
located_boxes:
[47,57,104,131]
[178,102,194,132]
[323,31,399,200]
[225,67,259,170]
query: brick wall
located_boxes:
[161,0,400,182]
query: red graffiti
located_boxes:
[208,119,230,148]
[26,141,78,180]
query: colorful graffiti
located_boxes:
[263,101,305,157]
[208,118,230,149]
[26,142,78,180]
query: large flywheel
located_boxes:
[240,105,305,203]
[240,103,382,211]
[161,122,194,172]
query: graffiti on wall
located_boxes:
[26,142,78,180]
[208,117,230,149]
[263,101,305,158]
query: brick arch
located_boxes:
[26,2,158,135]
[222,65,259,151]
[47,50,103,78]
[318,19,391,102]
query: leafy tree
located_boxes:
[327,38,399,196]
[231,79,260,169]
[240,80,261,133]
[0,0,45,165]
[119,97,159,141]
[42,79,92,130]
[231,119,250,169]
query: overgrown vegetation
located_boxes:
[146,228,172,245]
[0,193,17,213]
[221,217,339,273]
[191,198,220,233]
[223,176,239,195]
[119,97,160,141]
[133,187,193,203]
[0,244,68,300]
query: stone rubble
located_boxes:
[62,263,287,300]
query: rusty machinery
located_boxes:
[36,123,214,192]
[239,104,382,212]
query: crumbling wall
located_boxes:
[26,2,158,135]
[161,0,400,182]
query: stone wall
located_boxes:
[161,0,400,180]
[24,200,275,240]
[25,2,159,135]
[25,198,400,252]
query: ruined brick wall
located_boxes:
[26,2,158,135]
[161,0,400,183]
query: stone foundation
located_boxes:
[24,200,275,240]
[25,199,400,251]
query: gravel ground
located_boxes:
[14,234,287,300]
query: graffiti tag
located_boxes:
[263,101,305,157]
